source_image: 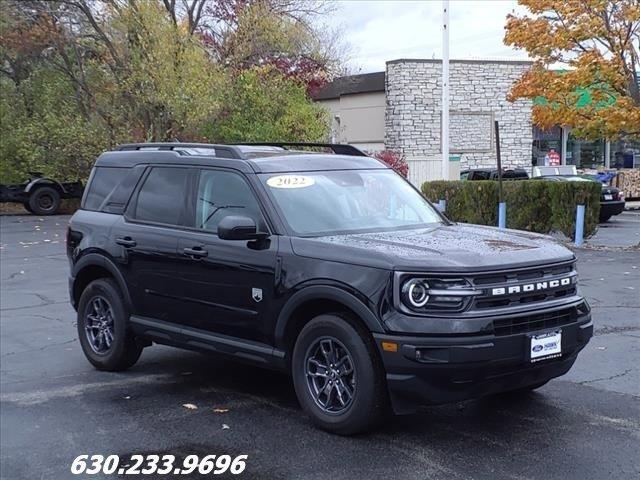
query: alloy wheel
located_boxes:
[84,296,115,355]
[304,336,356,414]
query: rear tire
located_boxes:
[77,278,142,371]
[292,314,388,435]
[22,202,34,214]
[599,213,612,223]
[28,186,61,215]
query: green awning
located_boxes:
[531,67,630,110]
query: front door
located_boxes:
[173,168,278,344]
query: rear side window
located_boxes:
[83,167,129,211]
[133,167,189,225]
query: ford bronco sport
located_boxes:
[67,142,593,434]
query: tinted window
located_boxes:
[195,170,264,233]
[83,167,129,211]
[134,167,189,225]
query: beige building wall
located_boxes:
[318,92,385,152]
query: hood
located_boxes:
[290,223,575,272]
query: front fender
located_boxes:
[274,285,385,349]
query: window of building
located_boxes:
[566,135,604,168]
[532,126,562,166]
[195,170,264,233]
[133,167,189,225]
[610,138,640,169]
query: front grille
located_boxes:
[474,286,577,309]
[492,307,576,336]
[471,261,578,310]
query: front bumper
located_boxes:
[374,311,592,414]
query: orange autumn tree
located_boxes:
[504,0,640,140]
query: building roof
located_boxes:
[313,71,385,100]
[386,58,533,65]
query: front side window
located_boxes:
[195,170,264,233]
[260,169,443,236]
[133,167,189,225]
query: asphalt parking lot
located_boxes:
[1,214,639,480]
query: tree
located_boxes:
[1,0,339,182]
[202,65,329,142]
[504,0,640,139]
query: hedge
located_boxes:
[421,180,601,239]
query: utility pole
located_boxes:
[441,0,450,180]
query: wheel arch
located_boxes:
[25,178,66,194]
[274,286,385,359]
[72,254,132,311]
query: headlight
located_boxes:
[405,279,430,307]
[398,275,480,313]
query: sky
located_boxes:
[323,0,530,73]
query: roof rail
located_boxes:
[115,142,243,159]
[242,142,368,157]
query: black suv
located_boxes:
[67,142,593,434]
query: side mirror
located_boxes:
[218,215,268,241]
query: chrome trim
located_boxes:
[426,289,482,297]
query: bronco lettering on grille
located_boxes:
[491,277,573,296]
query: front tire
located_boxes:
[77,278,142,371]
[292,314,388,435]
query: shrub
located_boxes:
[371,150,409,178]
[421,180,601,239]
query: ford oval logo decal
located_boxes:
[532,345,543,352]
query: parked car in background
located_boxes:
[0,172,84,215]
[535,175,625,223]
[460,168,529,181]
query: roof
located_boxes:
[312,72,385,100]
[96,142,388,173]
[386,58,533,66]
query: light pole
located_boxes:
[441,0,450,180]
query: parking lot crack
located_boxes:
[1,339,77,358]
[578,368,634,385]
[594,325,640,336]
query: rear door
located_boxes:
[172,168,279,344]
[112,165,192,323]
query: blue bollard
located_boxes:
[498,202,506,229]
[438,199,446,212]
[575,204,585,247]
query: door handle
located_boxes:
[116,237,137,248]
[183,246,208,258]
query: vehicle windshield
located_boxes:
[259,169,443,236]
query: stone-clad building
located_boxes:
[314,58,639,187]
[385,59,532,185]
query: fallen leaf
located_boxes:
[597,347,606,350]
[222,424,230,430]
[213,408,229,413]
[182,403,198,410]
